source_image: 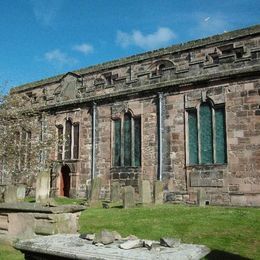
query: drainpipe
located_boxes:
[158,92,163,181]
[91,102,96,180]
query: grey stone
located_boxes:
[154,181,164,204]
[123,186,135,208]
[93,230,115,245]
[16,184,26,201]
[112,231,122,240]
[80,233,95,241]
[110,182,121,202]
[4,185,18,203]
[36,171,50,204]
[90,177,102,202]
[140,180,152,204]
[197,189,208,207]
[160,237,181,247]
[143,240,159,250]
[15,234,211,259]
[123,235,139,241]
[119,239,143,250]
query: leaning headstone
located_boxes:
[36,171,50,204]
[140,180,152,204]
[197,189,207,207]
[90,177,102,201]
[4,185,18,203]
[16,184,26,201]
[123,186,135,208]
[110,182,121,202]
[154,181,164,204]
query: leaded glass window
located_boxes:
[57,120,80,160]
[187,102,226,165]
[113,113,141,167]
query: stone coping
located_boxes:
[0,202,86,213]
[15,234,210,260]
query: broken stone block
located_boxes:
[123,234,139,241]
[79,233,95,241]
[112,231,122,240]
[160,237,181,247]
[119,239,143,250]
[93,230,115,245]
[143,240,160,250]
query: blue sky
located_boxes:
[0,0,259,90]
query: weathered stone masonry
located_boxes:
[11,25,260,206]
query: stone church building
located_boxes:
[11,25,260,206]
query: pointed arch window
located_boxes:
[57,119,80,160]
[187,101,226,165]
[113,112,141,167]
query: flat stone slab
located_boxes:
[0,202,86,213]
[15,234,210,260]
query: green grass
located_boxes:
[80,204,260,259]
[1,202,259,259]
[0,243,24,260]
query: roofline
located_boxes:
[11,24,260,93]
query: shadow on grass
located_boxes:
[111,205,123,209]
[206,250,251,260]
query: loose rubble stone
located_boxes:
[160,237,181,247]
[93,230,115,245]
[143,240,159,250]
[80,233,95,241]
[119,239,143,250]
[123,234,139,240]
[112,231,122,240]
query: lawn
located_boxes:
[1,203,259,259]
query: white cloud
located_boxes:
[30,0,63,26]
[73,43,94,55]
[116,27,176,50]
[190,13,229,37]
[44,49,77,67]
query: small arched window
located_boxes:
[187,101,226,165]
[113,112,141,167]
[58,119,80,160]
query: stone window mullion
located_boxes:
[197,106,201,164]
[212,107,216,163]
[131,117,135,167]
[121,116,124,167]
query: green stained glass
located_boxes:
[124,113,132,166]
[215,108,227,163]
[200,103,213,164]
[188,110,198,164]
[134,117,141,166]
[114,119,121,166]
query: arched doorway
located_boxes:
[60,165,71,197]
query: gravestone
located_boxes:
[17,184,26,201]
[36,171,50,203]
[110,182,121,202]
[90,177,101,202]
[154,181,164,204]
[123,186,135,208]
[197,189,207,207]
[140,180,152,204]
[4,185,18,203]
